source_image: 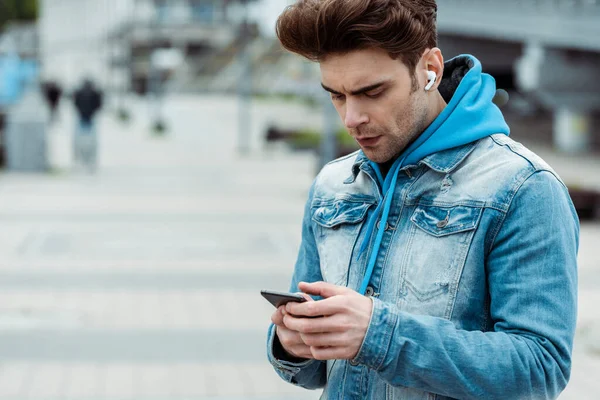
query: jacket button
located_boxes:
[365,287,375,297]
[436,219,448,228]
[349,359,359,366]
[376,221,390,231]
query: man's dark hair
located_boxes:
[276,0,438,74]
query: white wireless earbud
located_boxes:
[425,71,437,91]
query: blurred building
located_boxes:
[39,0,258,93]
[111,0,265,95]
[0,22,39,60]
[437,0,600,152]
[38,0,600,152]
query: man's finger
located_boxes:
[283,313,346,333]
[271,307,285,326]
[310,346,352,361]
[295,292,314,302]
[298,281,351,298]
[285,295,346,318]
[288,345,313,359]
[300,332,349,348]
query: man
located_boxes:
[73,79,103,172]
[266,1,579,399]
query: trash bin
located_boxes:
[4,88,49,172]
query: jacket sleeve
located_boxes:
[266,181,327,389]
[350,170,579,399]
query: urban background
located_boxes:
[0,0,599,399]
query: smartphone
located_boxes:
[261,289,307,308]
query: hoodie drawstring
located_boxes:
[358,157,405,295]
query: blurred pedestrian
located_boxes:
[42,80,63,123]
[72,79,103,172]
[266,1,579,399]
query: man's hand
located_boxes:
[271,293,314,360]
[283,281,373,361]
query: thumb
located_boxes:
[298,281,350,298]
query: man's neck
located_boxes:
[378,158,396,180]
[376,91,448,179]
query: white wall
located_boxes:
[39,0,136,91]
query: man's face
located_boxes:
[320,48,430,164]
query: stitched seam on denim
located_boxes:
[489,135,566,198]
[481,291,492,331]
[378,218,402,300]
[420,141,478,173]
[405,198,489,208]
[359,366,367,398]
[400,222,418,298]
[312,194,377,206]
[405,279,447,301]
[424,147,473,172]
[345,211,370,288]
[346,212,371,288]
[483,207,504,259]
[374,305,399,371]
[311,206,371,228]
[497,141,538,171]
[411,218,479,237]
[488,170,539,250]
[489,134,561,178]
[404,196,509,213]
[446,228,479,320]
[393,172,424,300]
[340,361,349,400]
[372,302,391,370]
[376,173,415,302]
[410,205,484,238]
[353,298,376,366]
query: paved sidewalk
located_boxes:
[0,94,597,399]
[0,95,321,400]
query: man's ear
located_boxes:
[420,47,444,92]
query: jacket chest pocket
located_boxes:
[311,197,374,286]
[400,204,483,318]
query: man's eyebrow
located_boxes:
[321,80,391,96]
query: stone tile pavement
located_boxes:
[0,94,597,399]
[0,94,321,399]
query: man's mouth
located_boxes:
[356,136,382,147]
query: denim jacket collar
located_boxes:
[345,140,480,184]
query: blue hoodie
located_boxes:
[358,54,510,295]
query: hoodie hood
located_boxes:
[390,54,510,169]
[357,54,510,295]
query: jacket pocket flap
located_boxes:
[411,204,482,237]
[312,197,374,228]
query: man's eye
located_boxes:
[331,94,345,101]
[365,91,383,99]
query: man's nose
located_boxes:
[344,100,368,129]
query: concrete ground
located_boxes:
[0,94,597,399]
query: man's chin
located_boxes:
[360,148,392,164]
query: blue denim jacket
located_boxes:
[267,134,579,399]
